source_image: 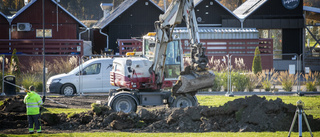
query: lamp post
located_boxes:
[42,0,46,101]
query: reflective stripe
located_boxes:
[37,100,43,105]
[26,105,40,108]
[26,102,39,105]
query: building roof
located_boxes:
[93,0,163,29]
[304,6,320,14]
[194,0,239,20]
[174,27,258,33]
[0,12,8,22]
[8,0,86,28]
[233,0,268,19]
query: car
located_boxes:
[46,58,117,95]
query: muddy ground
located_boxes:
[0,94,320,134]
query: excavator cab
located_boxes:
[142,33,183,80]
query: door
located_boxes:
[102,59,117,92]
[81,63,103,92]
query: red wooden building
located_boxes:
[0,0,87,56]
[0,12,9,39]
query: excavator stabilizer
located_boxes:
[172,69,215,96]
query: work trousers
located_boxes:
[27,114,41,132]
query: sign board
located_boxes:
[282,0,300,9]
[77,46,81,52]
[305,67,310,74]
[289,64,295,74]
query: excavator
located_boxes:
[107,0,215,113]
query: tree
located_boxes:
[9,49,21,77]
[252,46,262,74]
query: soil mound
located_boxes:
[0,95,26,112]
[42,95,320,132]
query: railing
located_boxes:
[181,38,273,55]
[118,39,142,55]
[0,39,83,56]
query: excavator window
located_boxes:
[165,40,181,79]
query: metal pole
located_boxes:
[298,108,303,137]
[79,56,82,96]
[298,54,303,95]
[2,55,4,94]
[225,54,234,97]
[42,0,46,100]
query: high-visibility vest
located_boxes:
[24,91,43,115]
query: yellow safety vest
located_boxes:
[24,91,43,115]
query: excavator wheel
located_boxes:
[111,96,137,113]
[169,94,198,108]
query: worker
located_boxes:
[23,85,43,134]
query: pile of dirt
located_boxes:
[41,95,320,132]
[0,95,28,130]
[0,95,26,112]
[1,95,320,133]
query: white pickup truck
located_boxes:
[46,58,117,95]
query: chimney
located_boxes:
[100,3,113,18]
[24,0,29,5]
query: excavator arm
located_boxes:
[151,0,215,95]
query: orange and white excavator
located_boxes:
[107,0,215,113]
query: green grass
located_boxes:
[2,131,320,137]
[43,107,89,114]
[197,95,320,119]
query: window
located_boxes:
[258,29,282,59]
[81,63,101,75]
[36,29,52,38]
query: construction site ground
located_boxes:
[1,93,320,135]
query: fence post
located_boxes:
[297,54,303,96]
[225,54,234,97]
[79,55,83,96]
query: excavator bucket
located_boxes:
[172,69,215,96]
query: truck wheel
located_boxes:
[170,95,197,108]
[112,96,137,113]
[61,84,75,96]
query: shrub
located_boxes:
[35,82,43,92]
[232,72,248,92]
[211,72,222,91]
[277,71,297,92]
[220,72,228,91]
[252,47,262,74]
[247,72,260,92]
[306,81,317,92]
[9,49,21,77]
[261,79,272,91]
[21,74,41,91]
[304,72,319,92]
[258,69,278,92]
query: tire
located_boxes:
[61,84,75,96]
[111,96,137,113]
[170,95,198,108]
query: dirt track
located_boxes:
[1,94,320,134]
